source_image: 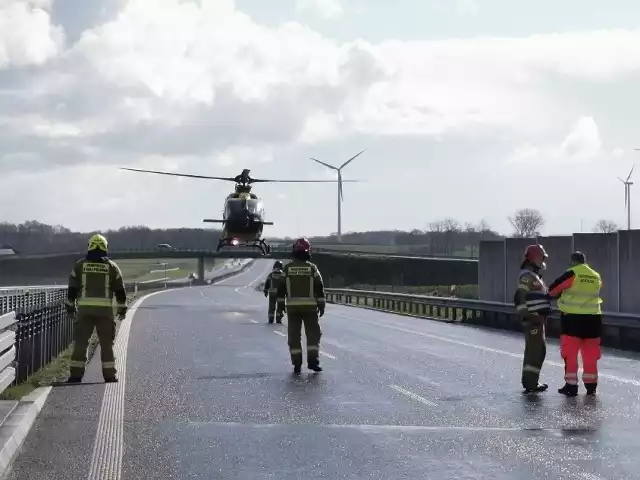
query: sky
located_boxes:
[1,0,639,238]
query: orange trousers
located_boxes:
[560,335,601,385]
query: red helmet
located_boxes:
[524,244,548,263]
[293,237,311,253]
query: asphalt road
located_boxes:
[8,259,640,479]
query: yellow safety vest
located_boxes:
[557,263,602,315]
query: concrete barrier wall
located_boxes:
[479,229,640,313]
[505,237,535,303]
[478,240,504,302]
[618,230,640,313]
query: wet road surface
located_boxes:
[8,259,640,479]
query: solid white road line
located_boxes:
[320,351,337,359]
[87,288,174,480]
[389,384,437,407]
[273,331,287,337]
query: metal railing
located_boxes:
[0,259,256,394]
[325,288,640,352]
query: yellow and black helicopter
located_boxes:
[120,167,357,255]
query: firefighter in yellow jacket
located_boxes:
[276,237,325,374]
[263,260,285,324]
[64,234,128,383]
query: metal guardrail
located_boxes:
[0,259,256,391]
[325,288,640,352]
[0,312,16,395]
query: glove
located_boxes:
[116,306,128,318]
[65,303,77,315]
[318,306,325,318]
[264,292,268,297]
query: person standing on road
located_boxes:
[263,260,286,324]
[548,251,603,397]
[514,244,552,394]
[65,234,128,383]
[276,237,326,374]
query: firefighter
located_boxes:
[263,260,285,323]
[276,237,325,374]
[64,234,128,383]
[514,244,552,393]
[548,251,603,397]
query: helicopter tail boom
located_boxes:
[202,219,225,223]
[262,221,274,225]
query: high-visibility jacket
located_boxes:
[263,269,285,296]
[553,263,602,315]
[514,268,551,316]
[66,257,127,315]
[276,260,325,312]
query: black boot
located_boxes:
[268,317,274,324]
[66,376,82,384]
[558,383,578,397]
[585,382,597,395]
[276,316,283,324]
[522,383,548,394]
[104,376,118,383]
[293,364,301,375]
[308,360,323,372]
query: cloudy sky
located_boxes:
[1,0,639,237]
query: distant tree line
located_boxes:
[0,211,622,255]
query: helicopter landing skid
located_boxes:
[215,238,271,256]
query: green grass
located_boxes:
[318,244,474,257]
[117,258,219,282]
[348,284,478,299]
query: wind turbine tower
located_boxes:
[310,150,365,242]
[618,164,635,230]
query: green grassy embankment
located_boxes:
[348,284,478,299]
[318,244,476,257]
[117,258,219,282]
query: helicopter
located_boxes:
[119,167,357,255]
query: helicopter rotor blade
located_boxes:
[249,178,359,183]
[310,157,338,170]
[339,149,366,170]
[120,168,236,182]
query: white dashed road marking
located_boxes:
[389,384,437,407]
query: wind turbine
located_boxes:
[618,162,635,230]
[310,150,365,242]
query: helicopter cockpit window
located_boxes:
[225,199,263,215]
[246,199,263,214]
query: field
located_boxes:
[117,258,220,282]
[315,244,476,257]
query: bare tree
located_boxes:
[442,218,461,255]
[509,208,544,238]
[593,219,618,233]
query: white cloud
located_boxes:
[507,116,602,164]
[0,0,64,69]
[3,0,640,235]
[296,0,344,19]
[556,116,602,159]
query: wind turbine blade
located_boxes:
[627,164,635,182]
[617,177,626,183]
[339,149,366,170]
[310,158,338,170]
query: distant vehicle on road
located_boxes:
[155,243,174,251]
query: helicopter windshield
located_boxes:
[226,198,263,216]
